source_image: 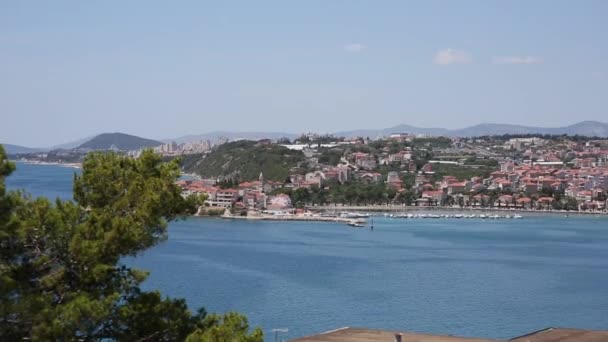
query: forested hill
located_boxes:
[78,133,162,150]
[180,140,305,181]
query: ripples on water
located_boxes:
[7,163,608,341]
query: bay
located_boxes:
[6,162,608,341]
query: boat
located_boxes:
[347,222,365,228]
[513,214,523,219]
[340,212,370,219]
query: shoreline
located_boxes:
[305,205,608,217]
[13,160,82,169]
[220,213,360,224]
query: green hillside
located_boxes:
[78,133,162,151]
[181,140,305,181]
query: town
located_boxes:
[175,132,608,216]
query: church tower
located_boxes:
[258,171,265,193]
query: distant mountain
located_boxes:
[166,131,297,144]
[450,121,608,137]
[335,121,608,138]
[1,144,44,154]
[78,133,163,151]
[49,136,95,150]
[336,124,450,139]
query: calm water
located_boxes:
[6,162,608,340]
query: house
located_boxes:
[537,197,555,209]
[495,179,513,191]
[266,193,293,211]
[421,190,445,206]
[205,188,238,208]
[355,156,377,170]
[447,182,468,195]
[495,195,514,207]
[386,171,400,183]
[517,197,532,209]
[388,150,412,164]
[305,171,326,187]
[358,172,382,184]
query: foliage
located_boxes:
[181,140,305,181]
[274,182,405,206]
[411,137,452,148]
[0,146,261,341]
[276,137,292,145]
[463,157,499,167]
[430,164,497,182]
[186,312,263,342]
[317,148,344,166]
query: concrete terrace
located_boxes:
[289,327,608,342]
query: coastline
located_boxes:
[220,213,361,224]
[13,160,82,169]
[305,205,608,217]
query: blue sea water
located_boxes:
[6,162,608,340]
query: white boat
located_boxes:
[513,214,523,219]
[347,222,365,228]
[340,212,370,219]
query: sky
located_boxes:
[1,1,607,147]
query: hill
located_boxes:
[180,140,305,181]
[49,136,95,150]
[165,130,297,144]
[335,121,608,138]
[78,133,162,151]
[1,144,44,154]
[168,121,608,144]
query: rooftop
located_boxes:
[510,327,608,342]
[290,328,494,342]
[289,327,608,342]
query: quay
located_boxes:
[306,205,608,217]
[221,212,363,225]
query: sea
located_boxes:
[6,162,608,341]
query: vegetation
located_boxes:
[181,140,305,181]
[78,133,163,151]
[430,164,497,182]
[463,157,499,167]
[0,146,262,341]
[410,137,453,148]
[273,182,407,206]
[317,148,344,166]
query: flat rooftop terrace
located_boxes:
[290,327,608,342]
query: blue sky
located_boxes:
[1,1,607,147]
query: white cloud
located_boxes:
[433,48,472,66]
[492,56,543,65]
[344,43,366,53]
